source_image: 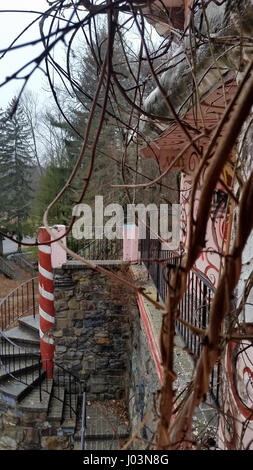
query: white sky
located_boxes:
[0,1,162,112]
[0,0,51,109]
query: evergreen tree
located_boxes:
[56,26,134,208]
[33,160,73,227]
[0,99,35,246]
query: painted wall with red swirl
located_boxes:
[179,152,232,288]
[218,336,253,450]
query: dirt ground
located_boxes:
[0,274,26,300]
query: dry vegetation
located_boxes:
[0,0,253,450]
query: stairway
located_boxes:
[0,315,81,445]
[0,315,129,450]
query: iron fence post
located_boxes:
[80,391,86,450]
[32,278,35,319]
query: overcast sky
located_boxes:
[0,1,161,112]
[0,1,51,109]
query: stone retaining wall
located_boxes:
[0,402,71,450]
[127,307,160,449]
[53,261,132,401]
[53,260,161,446]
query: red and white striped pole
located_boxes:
[38,227,55,379]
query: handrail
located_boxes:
[80,391,86,450]
[0,329,84,383]
[0,276,39,331]
[0,330,85,417]
[140,234,220,407]
[77,237,123,261]
[0,276,38,306]
[192,266,215,291]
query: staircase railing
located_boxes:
[0,263,86,423]
[0,330,85,419]
[140,234,221,407]
[0,277,39,331]
[77,238,123,261]
[80,391,86,450]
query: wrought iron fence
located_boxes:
[80,391,86,450]
[140,233,221,407]
[0,277,39,331]
[67,230,123,261]
[77,238,123,260]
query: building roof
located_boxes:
[140,78,238,171]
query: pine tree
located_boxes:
[33,162,73,227]
[0,99,35,246]
[58,25,134,208]
[33,25,138,237]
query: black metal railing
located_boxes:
[140,233,221,407]
[80,391,86,450]
[0,254,86,424]
[0,330,85,419]
[0,277,39,331]
[77,237,123,261]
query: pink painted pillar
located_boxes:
[123,224,139,262]
[51,225,67,268]
[38,227,55,379]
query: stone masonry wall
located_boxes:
[128,308,160,449]
[0,401,72,450]
[53,261,132,401]
[53,260,161,445]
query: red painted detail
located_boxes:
[40,341,55,379]
[135,290,189,442]
[40,276,54,294]
[136,292,163,385]
[39,296,54,316]
[226,340,253,420]
[38,227,55,379]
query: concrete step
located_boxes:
[5,325,40,346]
[18,379,53,412]
[0,369,46,403]
[47,386,65,423]
[0,358,40,381]
[0,341,40,358]
[18,315,39,335]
